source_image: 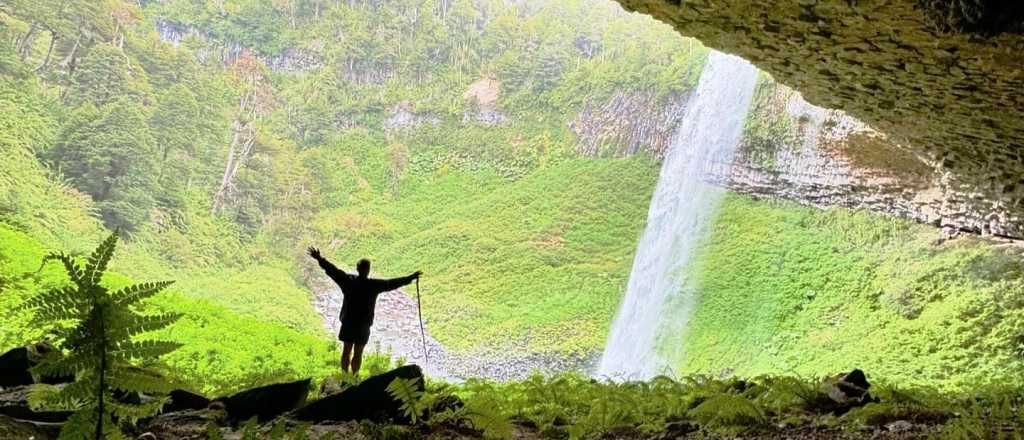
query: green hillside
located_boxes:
[672,195,1024,391]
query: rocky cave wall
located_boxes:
[612,0,1024,238]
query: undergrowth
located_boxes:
[389,373,1024,439]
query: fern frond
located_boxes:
[108,395,168,424]
[42,252,86,289]
[57,410,97,440]
[386,377,425,423]
[109,340,183,361]
[24,299,89,326]
[108,365,177,394]
[32,351,95,380]
[112,281,174,307]
[465,395,513,440]
[108,314,183,340]
[27,384,72,412]
[83,231,118,287]
[51,376,98,408]
[18,286,87,316]
[688,394,766,433]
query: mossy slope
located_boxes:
[674,195,1024,390]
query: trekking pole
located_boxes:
[415,277,429,366]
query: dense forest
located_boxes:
[2,0,1024,438]
[1,0,705,391]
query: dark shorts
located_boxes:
[338,323,371,345]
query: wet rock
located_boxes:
[164,389,211,414]
[0,386,72,423]
[825,369,877,415]
[292,365,424,424]
[218,379,310,423]
[886,420,914,432]
[144,407,227,440]
[0,414,59,440]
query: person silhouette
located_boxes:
[307,247,421,375]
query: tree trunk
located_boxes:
[16,22,38,61]
[212,119,256,214]
[35,30,57,73]
[59,35,81,70]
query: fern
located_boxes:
[386,376,426,423]
[688,393,766,434]
[18,231,181,439]
[464,394,514,440]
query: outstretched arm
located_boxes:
[308,247,347,281]
[377,270,422,292]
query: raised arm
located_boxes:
[375,271,422,292]
[308,247,347,282]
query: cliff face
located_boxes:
[719,83,958,235]
[155,20,323,73]
[612,0,1024,238]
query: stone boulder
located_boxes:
[217,379,310,423]
[0,414,60,440]
[0,386,72,423]
[825,369,878,415]
[292,365,424,424]
[0,344,74,387]
[143,406,228,440]
[0,348,33,388]
[164,389,211,414]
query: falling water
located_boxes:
[597,51,760,380]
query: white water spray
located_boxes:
[597,51,760,380]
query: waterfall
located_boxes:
[597,51,760,380]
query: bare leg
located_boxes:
[351,344,366,375]
[341,342,353,373]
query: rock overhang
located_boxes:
[614,0,1024,238]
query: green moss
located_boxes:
[671,195,1024,391]
[736,74,800,170]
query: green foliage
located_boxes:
[688,394,766,433]
[737,73,800,169]
[439,373,1024,438]
[19,231,181,439]
[463,394,514,440]
[673,194,1024,391]
[386,376,426,423]
[49,98,160,231]
[317,158,657,356]
[65,43,151,108]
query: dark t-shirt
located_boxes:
[317,259,415,328]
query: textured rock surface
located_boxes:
[155,20,323,73]
[292,365,424,423]
[613,0,1024,238]
[571,91,689,159]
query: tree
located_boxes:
[51,98,160,231]
[19,231,180,439]
[151,84,202,204]
[65,44,150,108]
